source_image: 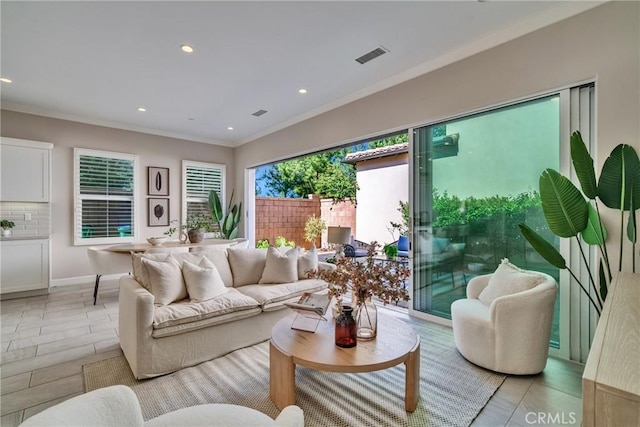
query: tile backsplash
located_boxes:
[0,202,51,237]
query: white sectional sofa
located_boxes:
[119,246,332,379]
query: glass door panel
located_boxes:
[412,95,561,347]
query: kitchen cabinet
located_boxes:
[0,238,50,294]
[1,137,53,202]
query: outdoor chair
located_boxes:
[344,235,369,258]
[397,235,409,257]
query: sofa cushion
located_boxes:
[153,288,261,331]
[478,258,544,306]
[183,249,233,288]
[183,258,228,302]
[297,246,319,279]
[230,238,250,249]
[141,257,188,306]
[237,278,328,308]
[259,246,299,284]
[132,253,171,290]
[227,248,268,287]
[152,307,262,338]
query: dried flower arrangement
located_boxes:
[312,242,410,312]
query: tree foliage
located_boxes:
[259,149,358,202]
[369,133,408,149]
[259,133,409,202]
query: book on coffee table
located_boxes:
[285,292,330,317]
[285,292,330,332]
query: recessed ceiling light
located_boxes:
[137,107,146,112]
[181,44,194,53]
[0,77,12,83]
[298,88,307,94]
[227,127,234,131]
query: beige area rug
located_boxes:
[84,319,505,427]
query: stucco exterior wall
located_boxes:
[354,154,409,245]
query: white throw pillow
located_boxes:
[182,258,228,302]
[141,257,187,306]
[259,246,299,284]
[478,258,544,306]
[227,248,268,287]
[195,249,234,287]
[131,253,171,290]
[297,246,318,279]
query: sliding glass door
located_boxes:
[411,95,561,346]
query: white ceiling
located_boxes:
[1,1,601,147]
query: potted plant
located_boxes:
[208,189,242,240]
[275,235,295,248]
[183,213,211,244]
[383,243,398,259]
[1,220,15,237]
[304,215,326,248]
[256,238,270,248]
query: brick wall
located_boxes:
[254,196,357,249]
[255,196,321,249]
[320,198,357,245]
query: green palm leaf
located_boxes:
[570,131,597,199]
[598,144,640,211]
[628,187,637,243]
[599,261,608,303]
[519,224,566,269]
[582,204,607,245]
[539,169,589,238]
[208,190,224,222]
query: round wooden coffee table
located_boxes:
[269,312,420,412]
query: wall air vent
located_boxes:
[355,46,388,65]
[252,109,268,117]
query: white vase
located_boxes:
[1,229,11,237]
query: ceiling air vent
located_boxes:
[355,46,388,65]
[252,109,268,117]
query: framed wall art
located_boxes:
[148,198,170,227]
[148,166,169,196]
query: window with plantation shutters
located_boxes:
[74,148,138,245]
[182,160,225,231]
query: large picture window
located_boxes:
[182,160,225,228]
[74,148,138,245]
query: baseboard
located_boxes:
[408,309,453,328]
[51,273,124,288]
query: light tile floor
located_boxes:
[0,279,584,426]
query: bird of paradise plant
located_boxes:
[519,131,640,315]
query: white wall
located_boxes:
[0,111,234,281]
[235,2,639,273]
[355,155,408,245]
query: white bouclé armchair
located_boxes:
[451,260,557,375]
[19,385,304,427]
